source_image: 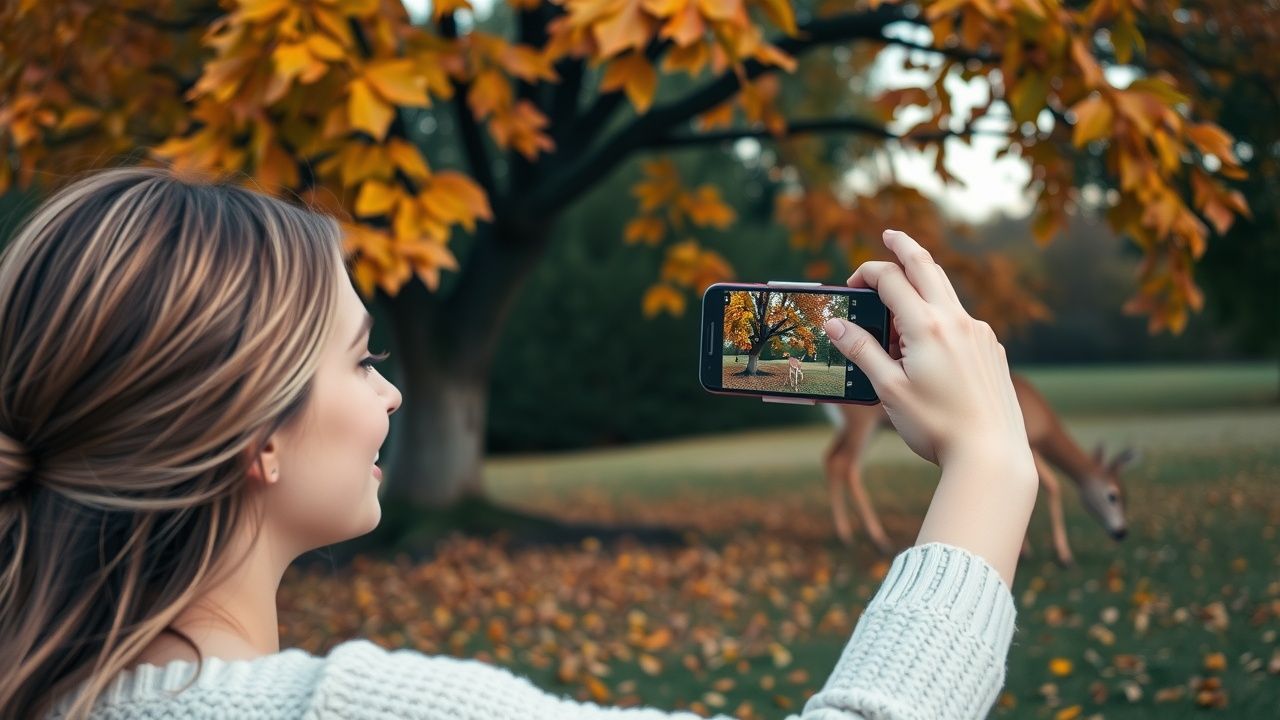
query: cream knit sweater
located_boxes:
[47,542,1017,719]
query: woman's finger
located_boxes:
[882,230,954,306]
[823,318,906,397]
[847,261,930,331]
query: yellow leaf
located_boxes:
[306,33,346,61]
[499,44,558,82]
[584,675,611,703]
[388,138,431,180]
[1070,38,1103,89]
[431,0,473,21]
[1186,123,1238,165]
[1070,95,1112,147]
[638,654,663,676]
[1009,71,1049,125]
[593,0,652,58]
[662,42,710,76]
[681,185,736,228]
[468,69,512,121]
[272,42,315,83]
[1048,657,1074,677]
[642,284,685,317]
[57,106,101,132]
[348,78,394,140]
[419,170,494,232]
[1054,707,1082,720]
[487,101,555,160]
[624,216,666,245]
[756,0,798,35]
[351,256,380,297]
[696,102,735,130]
[364,59,430,107]
[600,53,658,113]
[239,0,292,22]
[659,3,705,47]
[696,0,739,21]
[355,180,400,217]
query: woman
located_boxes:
[0,167,1037,719]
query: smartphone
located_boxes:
[698,281,890,405]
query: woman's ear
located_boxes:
[245,440,281,485]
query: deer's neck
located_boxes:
[1033,421,1097,488]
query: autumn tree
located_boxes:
[0,0,1254,512]
[724,290,832,374]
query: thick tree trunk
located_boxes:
[746,349,761,375]
[378,221,550,509]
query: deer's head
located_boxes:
[1080,443,1140,540]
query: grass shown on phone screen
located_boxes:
[279,363,1280,719]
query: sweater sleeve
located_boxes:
[311,543,1016,720]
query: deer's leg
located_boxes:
[846,465,895,556]
[824,440,855,547]
[1035,453,1075,567]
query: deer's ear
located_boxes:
[1111,446,1141,471]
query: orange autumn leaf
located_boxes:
[355,179,400,217]
[347,78,395,140]
[600,53,658,113]
[468,69,513,121]
[1070,95,1112,147]
[419,170,494,232]
[624,216,666,245]
[642,284,685,317]
[589,0,653,58]
[488,100,555,160]
[387,138,432,181]
[680,185,736,228]
[1048,658,1074,677]
[363,59,431,107]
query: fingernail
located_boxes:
[824,318,845,340]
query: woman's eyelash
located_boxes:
[360,350,390,371]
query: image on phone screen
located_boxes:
[701,285,887,403]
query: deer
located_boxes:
[821,372,1137,567]
[784,354,805,391]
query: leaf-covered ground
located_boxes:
[721,358,846,397]
[279,364,1280,718]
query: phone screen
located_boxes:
[699,284,889,404]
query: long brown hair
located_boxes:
[0,165,346,719]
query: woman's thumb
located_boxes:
[823,318,902,392]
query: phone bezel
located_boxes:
[699,282,889,405]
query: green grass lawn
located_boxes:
[282,363,1280,718]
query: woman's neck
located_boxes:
[130,521,292,669]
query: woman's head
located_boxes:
[0,165,400,718]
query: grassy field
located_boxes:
[282,363,1280,718]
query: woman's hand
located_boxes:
[823,229,1037,587]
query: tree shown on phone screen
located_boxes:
[723,291,841,375]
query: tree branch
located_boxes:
[642,115,1008,148]
[560,39,672,157]
[510,5,553,193]
[881,37,1001,64]
[521,4,909,219]
[439,16,499,203]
